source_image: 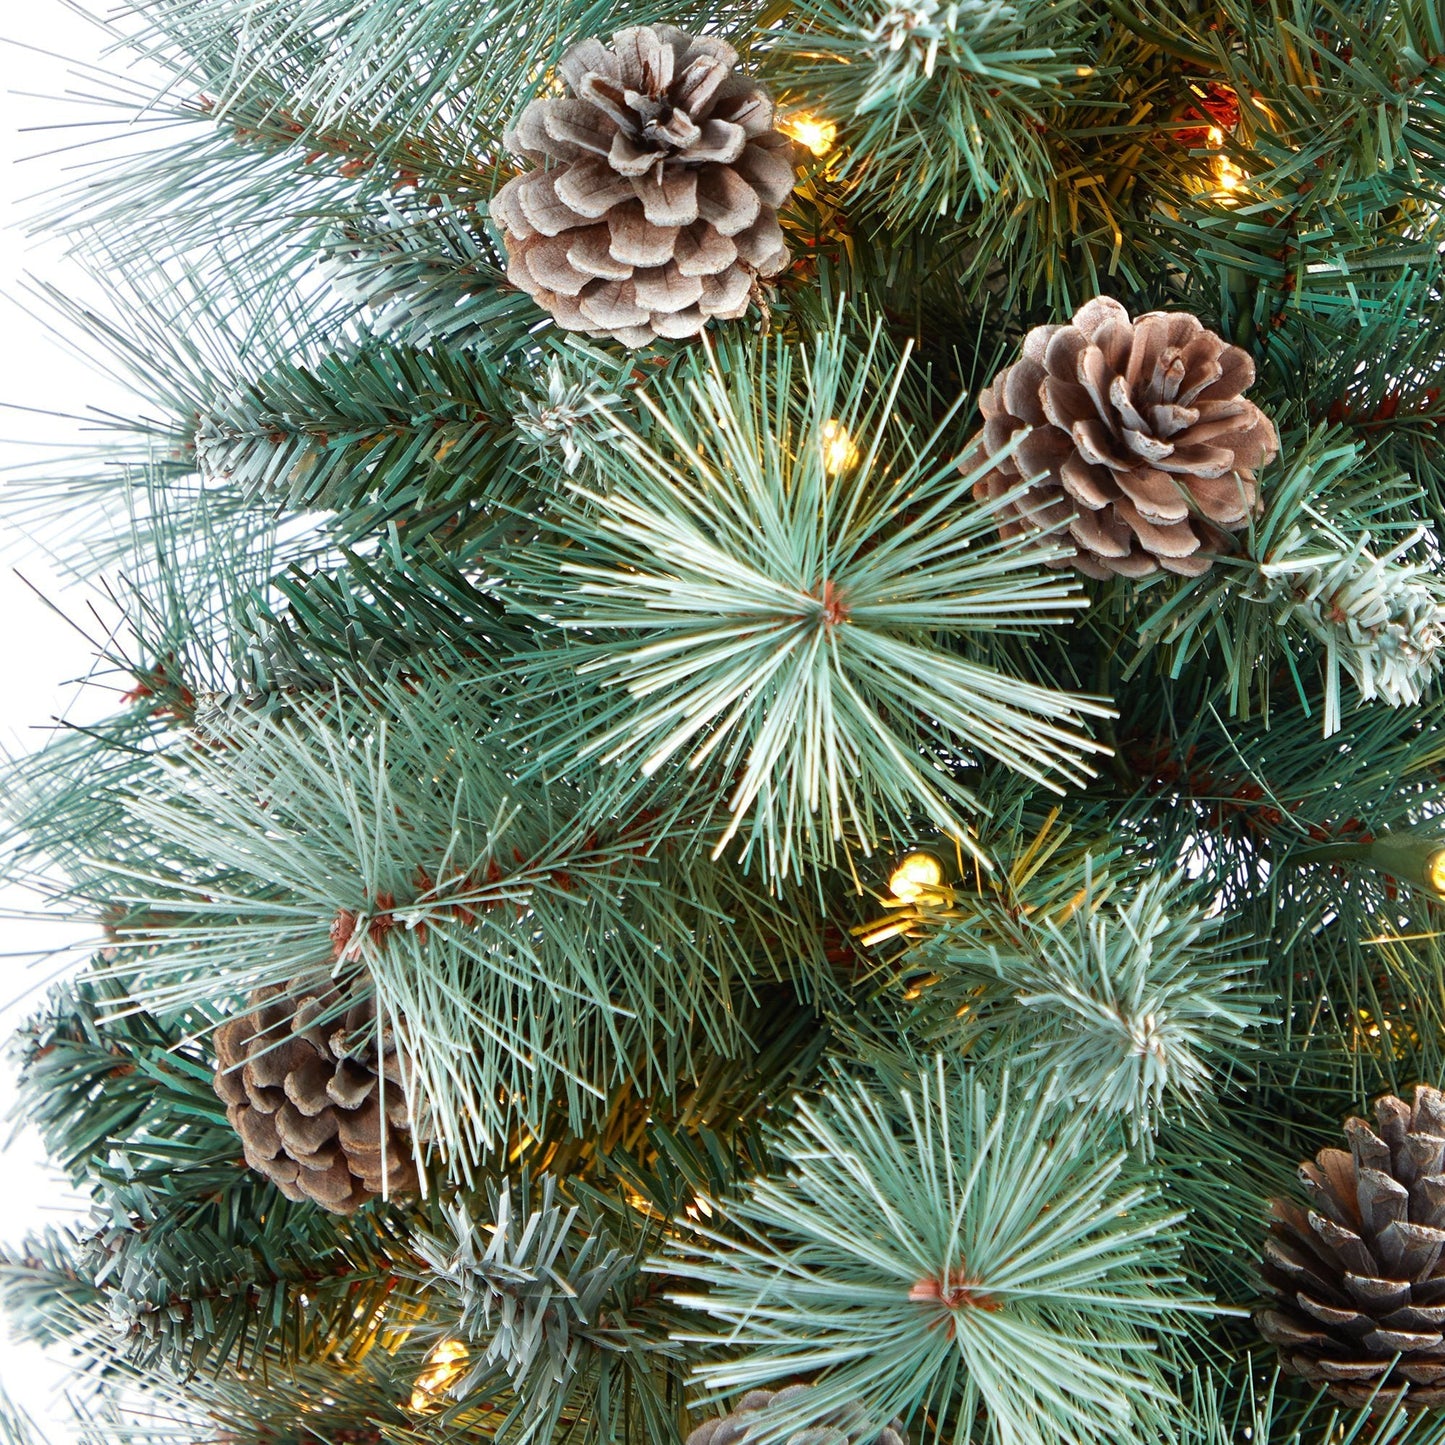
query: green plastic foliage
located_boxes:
[10,972,233,1193]
[509,320,1112,880]
[769,0,1089,227]
[1176,1359,1445,1445]
[2,972,421,1383]
[0,1228,109,1355]
[54,0,765,304]
[0,1394,44,1445]
[906,866,1263,1141]
[415,1177,683,1445]
[769,5,1226,310]
[324,203,545,353]
[0,1386,413,1445]
[126,0,757,176]
[663,1060,1209,1445]
[89,671,829,1164]
[1001,872,1261,1135]
[1130,425,1441,731]
[192,340,530,518]
[237,542,525,700]
[1167,1,1445,375]
[11,0,1445,1439]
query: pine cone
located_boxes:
[687,1386,909,1445]
[964,296,1278,579]
[489,25,795,347]
[1257,1084,1445,1410]
[212,981,418,1214]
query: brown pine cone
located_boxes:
[489,25,795,347]
[687,1386,909,1445]
[212,981,418,1214]
[1257,1084,1445,1410]
[963,296,1278,579]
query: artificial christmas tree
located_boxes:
[3,2,1445,1444]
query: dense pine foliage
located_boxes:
[4,2,1445,1443]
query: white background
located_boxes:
[0,3,160,1436]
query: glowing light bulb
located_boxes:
[783,114,837,157]
[821,419,859,475]
[623,1187,665,1219]
[1206,126,1243,192]
[889,849,945,903]
[410,1340,470,1413]
[1428,848,1445,897]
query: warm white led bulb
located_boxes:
[889,849,945,903]
[784,114,838,156]
[1428,848,1445,898]
[821,418,860,475]
[410,1340,471,1413]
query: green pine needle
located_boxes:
[414,1177,677,1445]
[84,670,829,1163]
[508,319,1113,880]
[768,0,1086,227]
[994,868,1263,1140]
[660,1059,1214,1445]
[877,857,1265,1142]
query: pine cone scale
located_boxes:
[1351,1274,1411,1310]
[243,1075,284,1114]
[553,159,634,216]
[284,1054,336,1114]
[1295,1293,1366,1330]
[519,175,587,236]
[525,237,589,295]
[634,170,699,227]
[1113,498,1200,559]
[609,209,677,266]
[541,99,614,155]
